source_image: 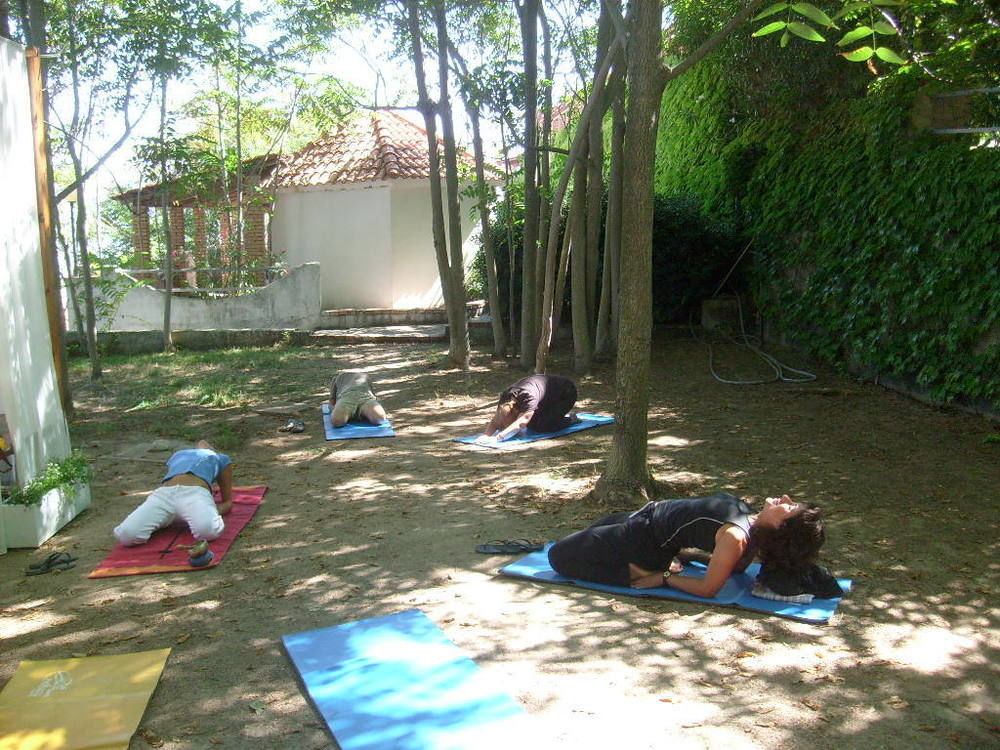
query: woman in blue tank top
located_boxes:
[548,493,827,598]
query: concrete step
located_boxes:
[309,324,447,344]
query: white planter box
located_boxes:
[0,482,91,548]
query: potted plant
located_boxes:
[0,451,92,548]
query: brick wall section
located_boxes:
[131,208,151,264]
[168,206,194,288]
[193,207,208,288]
[130,208,158,285]
[245,204,267,284]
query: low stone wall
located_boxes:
[66,329,314,355]
[317,300,486,329]
[69,262,322,332]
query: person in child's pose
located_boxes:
[113,440,233,545]
[328,370,387,427]
[476,374,578,443]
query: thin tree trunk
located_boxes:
[407,0,466,367]
[56,218,86,344]
[534,1,553,341]
[0,1,10,40]
[233,0,245,285]
[593,1,666,504]
[468,108,507,357]
[569,156,592,373]
[595,69,624,357]
[586,2,612,332]
[433,0,470,368]
[517,0,539,367]
[27,0,72,411]
[65,0,99,379]
[158,73,174,352]
[73,176,101,379]
[534,31,622,373]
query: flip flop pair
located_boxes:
[278,418,305,433]
[25,551,78,576]
[475,539,543,555]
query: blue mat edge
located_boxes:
[499,547,852,625]
[321,401,395,439]
[454,413,614,447]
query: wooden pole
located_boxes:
[26,46,73,415]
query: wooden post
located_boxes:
[26,46,72,415]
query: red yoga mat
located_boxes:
[89,485,267,578]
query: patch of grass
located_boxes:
[211,423,242,451]
[125,396,176,412]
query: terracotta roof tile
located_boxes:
[270,109,476,188]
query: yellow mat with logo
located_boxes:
[0,648,170,750]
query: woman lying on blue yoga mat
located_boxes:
[548,493,838,599]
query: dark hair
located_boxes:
[752,505,825,574]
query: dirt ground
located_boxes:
[2,332,997,750]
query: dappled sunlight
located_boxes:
[0,609,73,639]
[321,447,378,463]
[864,624,980,674]
[2,337,984,748]
[648,432,698,448]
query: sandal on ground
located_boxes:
[278,418,305,433]
[475,539,543,554]
[25,552,77,575]
[25,552,78,576]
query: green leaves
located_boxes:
[874,47,906,64]
[841,46,874,61]
[753,21,787,37]
[787,21,826,42]
[752,2,834,47]
[791,3,835,27]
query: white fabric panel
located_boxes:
[0,39,72,500]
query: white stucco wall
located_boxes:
[0,39,74,550]
[272,178,481,310]
[67,262,322,332]
[272,184,393,309]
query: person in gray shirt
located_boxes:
[328,370,388,427]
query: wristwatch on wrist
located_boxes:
[662,571,671,585]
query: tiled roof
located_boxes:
[269,109,477,188]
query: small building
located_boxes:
[267,109,484,310]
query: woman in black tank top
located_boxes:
[548,493,825,598]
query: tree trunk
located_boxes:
[586,3,612,333]
[468,108,507,357]
[407,0,467,368]
[569,154,592,373]
[158,73,175,353]
[534,1,553,344]
[595,70,625,357]
[1,1,11,40]
[73,174,101,380]
[433,1,470,368]
[517,0,539,367]
[533,29,623,373]
[56,219,86,345]
[593,1,667,504]
[26,1,73,412]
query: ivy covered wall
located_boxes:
[653,41,999,410]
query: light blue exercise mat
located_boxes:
[282,609,530,750]
[454,412,614,448]
[322,401,395,439]
[500,545,852,624]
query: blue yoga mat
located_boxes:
[500,545,852,624]
[322,402,395,439]
[454,412,614,448]
[283,609,529,750]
